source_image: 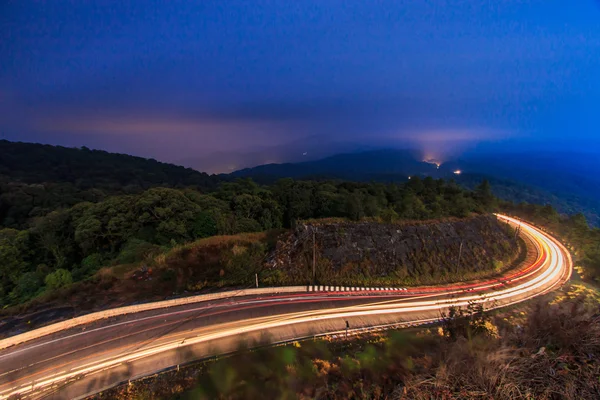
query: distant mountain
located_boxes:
[178,136,382,174]
[0,140,224,228]
[231,149,442,181]
[0,140,221,191]
[230,149,600,225]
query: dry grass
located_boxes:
[405,289,600,400]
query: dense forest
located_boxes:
[0,140,221,228]
[0,172,496,307]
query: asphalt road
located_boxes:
[0,215,572,399]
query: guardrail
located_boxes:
[0,284,411,351]
[0,286,306,351]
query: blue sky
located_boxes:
[1,1,599,171]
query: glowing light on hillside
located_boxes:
[453,170,462,175]
[423,157,442,169]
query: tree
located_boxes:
[345,192,364,221]
[31,210,75,269]
[232,194,263,220]
[44,269,73,290]
[9,272,42,303]
[191,211,219,238]
[380,208,399,223]
[74,216,102,254]
[475,180,495,210]
[0,229,30,303]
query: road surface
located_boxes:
[0,215,572,399]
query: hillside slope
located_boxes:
[0,140,219,189]
[230,149,439,181]
[270,214,522,286]
[0,140,223,228]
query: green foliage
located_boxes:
[493,259,504,271]
[224,242,267,282]
[475,179,495,210]
[0,140,221,229]
[442,302,493,341]
[0,229,31,303]
[380,208,399,223]
[9,272,43,303]
[73,253,105,280]
[0,172,520,307]
[44,268,73,290]
[115,239,160,265]
[191,211,218,238]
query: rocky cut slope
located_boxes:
[268,214,522,286]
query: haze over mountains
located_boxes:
[231,148,600,226]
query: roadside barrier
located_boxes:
[0,285,410,350]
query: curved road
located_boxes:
[0,215,572,399]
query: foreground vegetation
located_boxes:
[94,284,600,400]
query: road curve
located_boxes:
[0,215,572,399]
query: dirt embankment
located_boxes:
[269,214,521,285]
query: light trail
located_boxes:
[0,214,572,399]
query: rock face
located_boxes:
[269,214,520,285]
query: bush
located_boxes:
[9,272,43,303]
[73,253,105,280]
[191,211,218,238]
[493,259,504,271]
[235,218,263,233]
[380,208,399,223]
[115,238,160,264]
[45,269,73,290]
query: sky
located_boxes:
[1,0,600,172]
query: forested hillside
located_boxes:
[456,173,600,226]
[0,140,222,228]
[0,172,496,308]
[230,149,600,227]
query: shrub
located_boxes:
[73,253,105,280]
[44,269,73,290]
[9,272,43,303]
[493,259,504,271]
[116,238,160,264]
[235,218,263,233]
[191,211,218,238]
[380,208,399,223]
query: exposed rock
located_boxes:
[269,214,520,285]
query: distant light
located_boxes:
[302,152,307,156]
[408,176,412,180]
[423,158,442,169]
[453,170,462,175]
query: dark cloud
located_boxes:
[2,1,600,171]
